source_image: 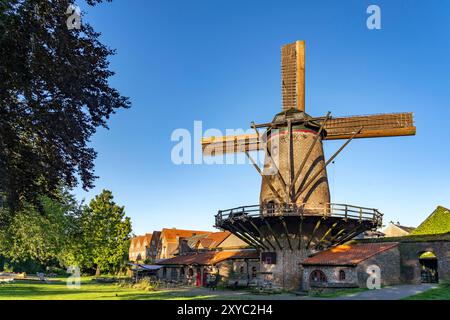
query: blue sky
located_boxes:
[75,0,450,235]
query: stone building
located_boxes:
[358,232,450,284]
[301,242,400,290]
[155,231,256,286]
[382,222,415,237]
[156,249,259,286]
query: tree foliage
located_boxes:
[0,0,129,215]
[0,189,82,268]
[0,189,132,274]
[81,189,131,274]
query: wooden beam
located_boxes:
[225,224,258,249]
[280,217,293,250]
[201,112,415,154]
[245,150,284,203]
[296,40,305,112]
[288,120,294,201]
[251,122,288,200]
[298,213,304,250]
[239,219,270,250]
[228,222,264,250]
[247,219,277,251]
[324,126,416,140]
[263,218,283,250]
[290,112,330,197]
[305,218,322,250]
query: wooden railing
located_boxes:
[215,203,383,227]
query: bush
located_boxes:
[133,278,160,291]
[117,277,160,291]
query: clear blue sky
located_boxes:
[75,0,450,235]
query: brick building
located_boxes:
[129,233,152,262]
[301,242,400,290]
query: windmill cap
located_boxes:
[270,108,326,136]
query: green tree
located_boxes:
[82,190,131,275]
[0,0,130,216]
[0,189,82,271]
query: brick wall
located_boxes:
[397,241,450,284]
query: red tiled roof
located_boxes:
[161,228,211,243]
[302,242,398,266]
[156,250,259,266]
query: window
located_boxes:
[266,201,275,214]
[262,252,276,264]
[339,270,346,281]
[251,266,257,278]
[310,270,327,283]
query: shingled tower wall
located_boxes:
[259,111,330,213]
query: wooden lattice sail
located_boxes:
[201,112,415,154]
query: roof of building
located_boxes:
[128,263,162,271]
[156,250,259,266]
[130,233,152,251]
[390,223,416,233]
[357,231,450,244]
[411,206,450,236]
[151,231,161,242]
[302,242,399,266]
[198,231,231,249]
[160,228,211,243]
[185,234,211,249]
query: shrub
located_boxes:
[132,278,160,291]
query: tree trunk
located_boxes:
[95,266,101,277]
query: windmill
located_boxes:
[201,41,416,290]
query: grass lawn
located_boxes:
[0,277,221,300]
[403,284,450,300]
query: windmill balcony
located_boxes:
[215,203,383,228]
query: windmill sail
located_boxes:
[201,112,415,154]
[282,41,305,111]
[321,112,416,140]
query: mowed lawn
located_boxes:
[404,284,450,300]
[0,277,221,300]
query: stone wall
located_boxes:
[301,246,401,290]
[356,246,401,287]
[258,216,367,290]
[302,265,358,290]
[259,237,309,290]
[397,241,450,284]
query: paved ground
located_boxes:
[323,284,439,300]
[188,284,438,300]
